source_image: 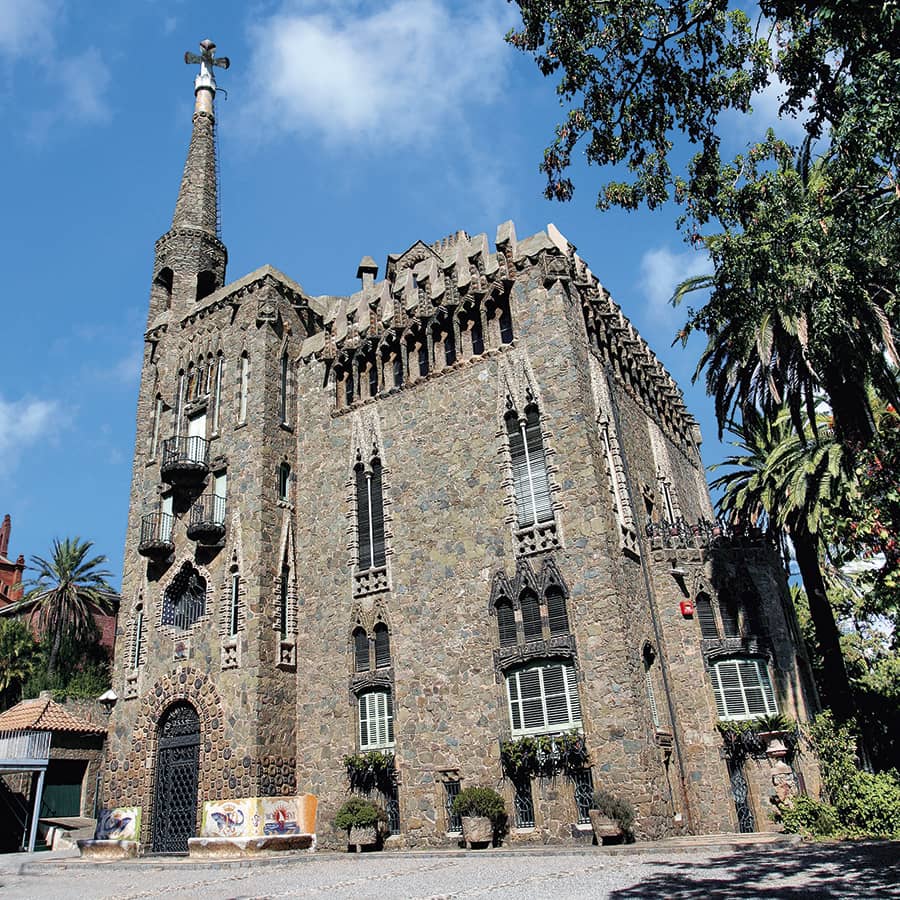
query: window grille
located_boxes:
[383,780,400,835]
[358,690,394,751]
[546,587,569,636]
[132,605,144,669]
[229,573,240,637]
[353,628,370,672]
[496,599,517,646]
[520,591,543,642]
[645,668,660,728]
[711,658,778,720]
[162,564,207,631]
[374,623,391,669]
[513,777,535,828]
[279,566,289,638]
[444,781,462,833]
[356,459,386,569]
[571,769,594,825]
[507,408,554,529]
[695,595,719,639]
[506,661,582,736]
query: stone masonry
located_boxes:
[103,42,819,851]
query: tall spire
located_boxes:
[172,39,229,235]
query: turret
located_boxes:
[147,39,229,324]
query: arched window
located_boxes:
[368,360,379,397]
[392,352,403,388]
[353,627,370,672]
[374,623,391,669]
[358,689,394,750]
[711,657,778,720]
[162,563,207,631]
[695,594,719,639]
[496,598,517,647]
[720,595,741,638]
[507,407,553,529]
[196,270,217,302]
[499,301,514,344]
[417,340,430,378]
[154,267,174,310]
[278,462,291,501]
[545,587,569,636]
[356,457,386,570]
[520,590,543,642]
[506,660,582,737]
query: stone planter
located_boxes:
[461,816,494,848]
[759,731,789,759]
[588,810,623,845]
[348,826,379,853]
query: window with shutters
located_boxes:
[492,570,572,649]
[358,689,395,750]
[496,598,517,647]
[353,627,369,673]
[355,457,386,571]
[520,590,543,642]
[545,587,569,636]
[696,594,719,639]
[506,661,582,737]
[506,407,554,530]
[711,657,778,720]
[374,623,391,669]
[720,595,742,638]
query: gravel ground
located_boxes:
[1,841,897,900]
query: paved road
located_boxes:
[1,841,897,899]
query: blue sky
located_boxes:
[0,0,795,586]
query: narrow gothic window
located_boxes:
[499,301,514,344]
[392,353,403,388]
[417,341,429,378]
[520,590,543,642]
[154,267,173,310]
[443,323,457,366]
[601,424,627,526]
[353,627,369,672]
[711,658,778,720]
[643,645,661,728]
[279,565,289,639]
[355,458,386,570]
[162,563,206,631]
[175,371,185,435]
[368,361,378,397]
[506,661,582,737]
[238,353,249,424]
[513,777,535,828]
[212,358,224,434]
[661,479,676,522]
[358,689,394,750]
[496,598,517,646]
[507,408,553,529]
[545,587,569,636]
[720,595,741,638]
[696,594,719,639]
[229,573,240,637]
[278,462,291,501]
[470,313,485,355]
[196,270,217,302]
[150,395,163,458]
[374,622,391,668]
[280,352,289,422]
[131,604,144,669]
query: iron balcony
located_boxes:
[186,493,226,545]
[138,511,175,559]
[161,435,210,485]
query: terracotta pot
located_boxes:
[461,816,493,848]
[348,826,379,852]
[589,810,623,845]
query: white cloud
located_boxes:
[0,395,58,457]
[243,0,515,146]
[638,246,712,324]
[58,48,111,123]
[0,0,58,59]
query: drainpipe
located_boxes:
[604,363,696,834]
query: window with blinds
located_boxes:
[720,596,742,638]
[506,661,582,736]
[496,599,517,646]
[711,658,778,720]
[521,591,543,642]
[356,459,386,570]
[358,690,395,750]
[374,623,391,669]
[546,587,569,636]
[695,594,719,639]
[507,407,554,529]
[353,627,369,672]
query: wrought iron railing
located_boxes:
[161,435,210,470]
[188,493,226,529]
[645,517,768,551]
[139,511,174,548]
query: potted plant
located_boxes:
[450,786,507,848]
[334,796,388,852]
[589,789,634,845]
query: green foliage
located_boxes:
[450,787,507,823]
[777,795,840,838]
[19,630,111,703]
[342,751,395,794]
[0,618,39,710]
[717,715,800,762]
[500,730,589,778]
[333,796,387,832]
[590,790,635,836]
[805,711,900,838]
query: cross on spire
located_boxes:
[184,39,229,114]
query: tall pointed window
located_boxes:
[150,395,163,458]
[696,594,719,639]
[278,462,291,502]
[228,572,240,637]
[279,565,290,639]
[520,590,543,642]
[355,457,386,570]
[507,407,553,529]
[238,353,249,424]
[131,604,144,669]
[496,598,517,647]
[643,644,661,728]
[280,351,289,423]
[374,623,391,669]
[545,587,569,636]
[162,562,206,631]
[212,358,224,434]
[353,627,370,672]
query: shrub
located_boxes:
[450,787,506,822]
[591,789,635,836]
[334,796,387,832]
[777,795,840,838]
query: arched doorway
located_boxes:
[152,702,200,852]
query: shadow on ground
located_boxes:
[611,841,900,899]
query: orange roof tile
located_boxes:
[0,697,106,735]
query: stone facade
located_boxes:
[104,48,819,850]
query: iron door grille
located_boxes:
[152,704,200,852]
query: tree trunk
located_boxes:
[825,371,875,447]
[791,525,855,722]
[47,624,62,679]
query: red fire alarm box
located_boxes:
[679,599,694,617]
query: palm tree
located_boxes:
[0,618,38,709]
[711,408,856,721]
[23,538,116,678]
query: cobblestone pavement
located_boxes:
[1,842,897,900]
